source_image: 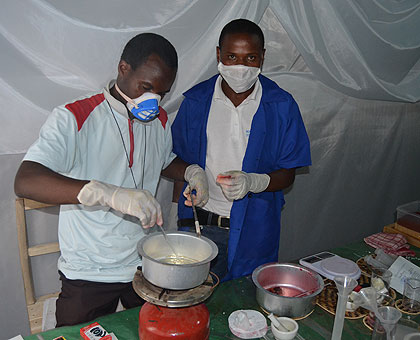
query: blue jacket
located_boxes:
[172,74,311,280]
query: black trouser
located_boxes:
[56,271,144,327]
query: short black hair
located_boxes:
[219,19,265,50]
[121,33,178,71]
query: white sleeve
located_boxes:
[23,106,78,174]
[162,118,177,169]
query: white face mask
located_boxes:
[217,62,261,93]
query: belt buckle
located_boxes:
[217,215,230,229]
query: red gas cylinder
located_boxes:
[139,302,210,340]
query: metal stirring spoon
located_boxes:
[190,189,201,237]
[157,225,179,259]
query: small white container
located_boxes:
[271,317,298,340]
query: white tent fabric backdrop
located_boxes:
[1,0,420,336]
[1,0,419,155]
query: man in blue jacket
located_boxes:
[171,19,311,281]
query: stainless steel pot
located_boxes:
[252,262,324,318]
[137,231,218,290]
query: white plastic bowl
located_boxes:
[271,317,298,340]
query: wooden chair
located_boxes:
[15,197,60,334]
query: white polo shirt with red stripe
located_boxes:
[23,80,176,283]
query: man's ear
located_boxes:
[118,60,131,77]
[216,46,220,64]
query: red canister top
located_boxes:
[139,302,210,340]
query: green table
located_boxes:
[25,241,420,340]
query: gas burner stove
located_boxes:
[132,268,216,308]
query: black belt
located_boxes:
[178,207,230,229]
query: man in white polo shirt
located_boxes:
[14,33,208,326]
[172,19,311,281]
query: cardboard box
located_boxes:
[383,224,420,248]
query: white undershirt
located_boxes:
[203,76,262,217]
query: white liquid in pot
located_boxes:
[158,255,198,265]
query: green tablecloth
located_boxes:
[24,241,420,340]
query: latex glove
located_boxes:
[216,170,270,201]
[77,180,162,228]
[183,164,209,207]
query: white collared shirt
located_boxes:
[203,75,262,216]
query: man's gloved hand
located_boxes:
[216,170,270,201]
[77,180,162,228]
[183,164,209,207]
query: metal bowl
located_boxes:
[252,262,324,318]
[137,231,218,290]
